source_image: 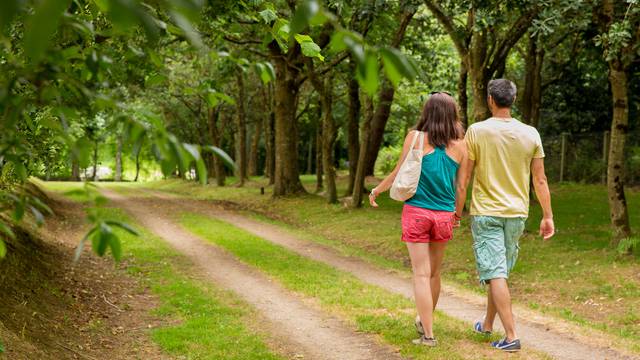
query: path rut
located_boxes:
[102,189,403,360]
[145,190,637,360]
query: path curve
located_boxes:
[145,190,637,360]
[102,189,404,360]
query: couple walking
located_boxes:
[369,79,555,352]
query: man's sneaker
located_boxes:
[415,315,424,335]
[491,338,521,352]
[473,321,492,335]
[412,336,437,347]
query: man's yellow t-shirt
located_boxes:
[465,117,545,218]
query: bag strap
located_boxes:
[409,130,420,150]
[418,131,424,152]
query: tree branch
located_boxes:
[223,35,262,45]
[488,7,539,75]
[423,1,468,56]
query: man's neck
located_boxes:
[491,108,511,119]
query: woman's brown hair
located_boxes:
[415,93,465,147]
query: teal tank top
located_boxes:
[405,146,459,212]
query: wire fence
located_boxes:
[542,131,640,185]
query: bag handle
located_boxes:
[409,130,420,150]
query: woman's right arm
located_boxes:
[369,131,417,207]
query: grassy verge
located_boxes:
[120,177,640,352]
[43,182,284,360]
[180,212,550,360]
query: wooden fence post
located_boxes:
[560,132,568,182]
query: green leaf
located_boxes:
[13,199,25,222]
[294,34,324,61]
[105,220,139,236]
[92,223,113,257]
[23,0,72,63]
[290,0,320,35]
[0,239,5,258]
[356,51,379,96]
[145,74,167,87]
[182,143,201,162]
[75,227,98,262]
[0,221,15,240]
[204,146,235,170]
[0,1,21,34]
[259,9,277,24]
[300,41,324,61]
[195,157,207,185]
[109,236,122,261]
[272,18,290,52]
[30,206,45,226]
[74,137,93,168]
[170,10,203,48]
[379,47,419,87]
[14,161,27,181]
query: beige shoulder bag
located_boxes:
[390,131,424,201]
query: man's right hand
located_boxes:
[539,218,555,240]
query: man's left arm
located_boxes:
[531,158,554,240]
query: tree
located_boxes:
[596,0,640,243]
[363,3,418,176]
[424,0,540,123]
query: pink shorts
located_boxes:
[401,204,454,243]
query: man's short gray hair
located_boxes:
[488,79,517,108]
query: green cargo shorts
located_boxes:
[471,216,527,285]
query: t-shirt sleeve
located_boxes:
[465,127,477,161]
[533,130,545,158]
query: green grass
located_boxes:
[180,212,550,360]
[42,182,283,360]
[122,177,640,352]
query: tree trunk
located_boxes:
[469,29,491,122]
[310,68,337,204]
[270,44,305,196]
[315,117,324,193]
[522,33,544,127]
[235,73,247,186]
[457,56,469,127]
[364,84,395,176]
[208,107,226,187]
[362,8,416,176]
[307,135,313,174]
[115,133,123,181]
[264,109,275,184]
[607,67,631,242]
[346,62,360,195]
[248,118,263,176]
[351,96,375,208]
[92,141,99,181]
[134,151,140,182]
[71,159,80,181]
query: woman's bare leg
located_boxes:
[428,242,447,309]
[406,242,433,338]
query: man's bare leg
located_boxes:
[488,278,517,341]
[483,283,498,332]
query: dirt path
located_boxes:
[141,190,637,360]
[102,189,404,360]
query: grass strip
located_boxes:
[43,181,283,360]
[180,212,550,360]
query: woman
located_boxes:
[369,92,468,346]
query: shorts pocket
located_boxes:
[473,239,493,270]
[434,219,453,241]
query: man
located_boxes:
[454,78,555,352]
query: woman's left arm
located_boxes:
[454,142,472,224]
